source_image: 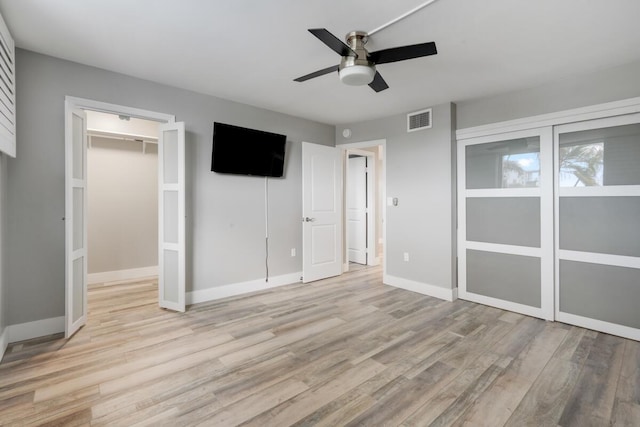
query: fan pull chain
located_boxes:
[368,0,440,36]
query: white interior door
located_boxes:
[158,122,186,311]
[347,156,367,264]
[302,142,342,283]
[65,108,88,338]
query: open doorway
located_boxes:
[342,140,386,274]
[64,97,184,338]
[85,111,160,286]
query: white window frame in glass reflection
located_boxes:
[501,151,540,188]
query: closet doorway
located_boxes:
[457,97,640,341]
[64,97,184,338]
[86,111,160,287]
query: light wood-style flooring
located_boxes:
[1,266,639,426]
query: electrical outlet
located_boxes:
[404,252,409,262]
[291,248,296,257]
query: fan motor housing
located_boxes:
[339,31,376,85]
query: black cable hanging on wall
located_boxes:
[265,176,269,282]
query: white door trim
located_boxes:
[456,96,640,140]
[65,97,175,124]
[339,140,386,274]
[64,97,175,337]
[345,150,376,268]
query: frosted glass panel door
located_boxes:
[555,113,640,340]
[458,128,553,320]
[65,108,88,338]
[158,122,185,311]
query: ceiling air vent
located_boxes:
[407,108,432,132]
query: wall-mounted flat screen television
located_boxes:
[211,122,286,177]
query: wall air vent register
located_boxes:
[407,108,432,132]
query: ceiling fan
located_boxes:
[293,28,437,92]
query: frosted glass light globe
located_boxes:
[339,65,375,86]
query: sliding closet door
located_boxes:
[555,113,640,340]
[458,128,553,320]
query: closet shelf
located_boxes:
[87,128,158,154]
[87,128,158,144]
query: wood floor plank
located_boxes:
[348,360,457,426]
[193,378,309,426]
[33,331,237,402]
[0,267,636,426]
[613,338,640,427]
[90,360,223,424]
[400,352,507,426]
[99,330,272,395]
[242,359,387,426]
[558,333,626,426]
[453,324,568,426]
[504,357,584,426]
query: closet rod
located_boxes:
[87,128,158,144]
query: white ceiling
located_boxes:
[1,0,640,125]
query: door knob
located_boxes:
[303,217,316,222]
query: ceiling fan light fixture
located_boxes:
[339,65,376,86]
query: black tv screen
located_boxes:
[211,122,286,177]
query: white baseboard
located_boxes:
[8,316,65,344]
[0,326,8,361]
[383,274,458,302]
[187,272,302,305]
[88,266,158,284]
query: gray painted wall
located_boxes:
[87,137,158,274]
[457,59,640,129]
[7,49,334,325]
[336,103,457,290]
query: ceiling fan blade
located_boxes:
[368,71,389,92]
[308,28,357,57]
[368,42,437,65]
[294,64,339,82]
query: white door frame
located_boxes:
[64,97,174,336]
[345,148,375,269]
[340,139,386,275]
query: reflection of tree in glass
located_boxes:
[559,143,604,186]
[502,158,526,187]
[502,153,540,187]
